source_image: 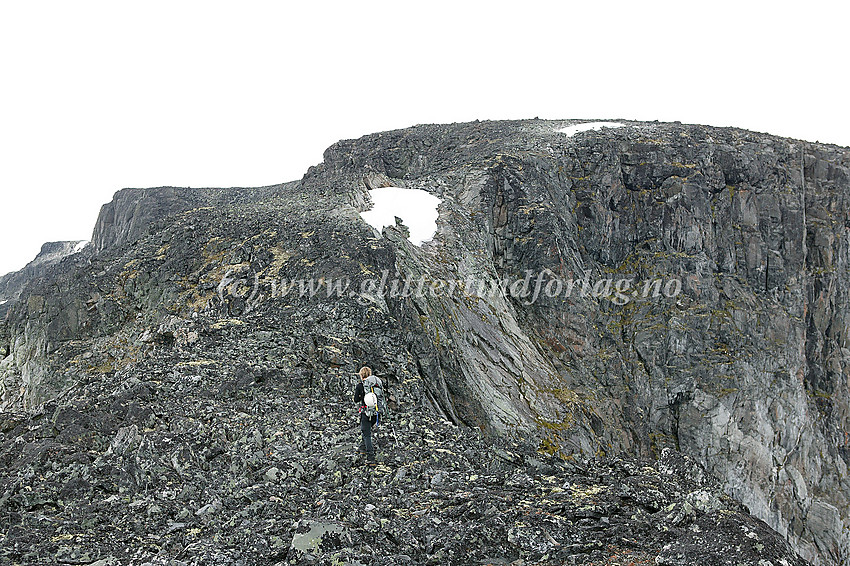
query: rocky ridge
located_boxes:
[2,118,847,564]
[0,336,805,565]
[0,241,84,320]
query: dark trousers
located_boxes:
[360,413,376,460]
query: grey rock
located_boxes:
[0,240,84,318]
[195,499,221,517]
[290,520,347,554]
[0,119,840,565]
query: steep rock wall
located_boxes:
[314,120,850,564]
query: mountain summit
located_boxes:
[1,119,848,565]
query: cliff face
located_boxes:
[0,119,847,564]
[89,185,291,253]
[321,121,850,564]
[0,241,84,320]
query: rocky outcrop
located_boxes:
[0,332,806,565]
[0,241,84,319]
[315,121,850,565]
[1,119,847,564]
[90,185,294,253]
[0,183,298,412]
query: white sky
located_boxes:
[1,1,848,276]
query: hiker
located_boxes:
[354,366,383,463]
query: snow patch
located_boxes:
[74,240,89,253]
[360,187,441,246]
[558,122,625,136]
[0,300,6,305]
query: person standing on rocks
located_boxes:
[354,366,381,464]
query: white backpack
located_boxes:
[363,375,385,419]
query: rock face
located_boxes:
[90,185,294,253]
[1,119,847,564]
[0,241,84,319]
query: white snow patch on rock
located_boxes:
[360,187,441,246]
[74,240,89,253]
[557,122,625,136]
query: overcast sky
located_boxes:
[1,1,847,276]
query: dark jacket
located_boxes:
[354,381,365,406]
